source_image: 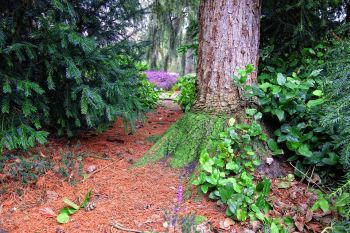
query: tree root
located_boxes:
[136,112,228,168]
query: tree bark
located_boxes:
[193,0,261,114]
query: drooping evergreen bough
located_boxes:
[0,0,153,152]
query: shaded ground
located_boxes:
[0,101,332,233]
[0,102,228,233]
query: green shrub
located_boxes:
[173,73,196,112]
[0,0,149,152]
[319,40,350,171]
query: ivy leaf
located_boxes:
[319,199,329,212]
[297,144,313,157]
[63,198,80,210]
[202,162,213,173]
[236,208,248,221]
[226,162,239,172]
[267,139,278,151]
[270,222,279,233]
[307,98,324,108]
[228,118,236,127]
[201,184,209,194]
[273,109,285,121]
[312,90,323,96]
[254,112,263,120]
[277,73,286,85]
[246,108,257,116]
[57,212,70,224]
[309,69,322,77]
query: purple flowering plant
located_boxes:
[144,71,179,90]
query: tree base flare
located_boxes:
[136,112,227,167]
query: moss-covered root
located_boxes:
[136,112,228,168]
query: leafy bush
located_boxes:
[251,71,339,169]
[145,70,179,90]
[173,73,196,112]
[0,0,148,152]
[243,43,347,178]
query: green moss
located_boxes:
[145,134,163,143]
[136,112,228,167]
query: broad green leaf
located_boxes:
[63,198,80,210]
[194,216,207,225]
[259,82,271,91]
[60,207,78,215]
[206,175,217,185]
[246,108,257,116]
[202,162,213,173]
[270,222,279,233]
[277,73,286,85]
[312,90,323,96]
[267,139,278,151]
[272,86,282,94]
[254,112,263,120]
[319,199,329,212]
[57,212,70,224]
[228,118,236,127]
[201,184,209,194]
[307,98,324,108]
[273,109,285,121]
[310,69,322,77]
[199,150,210,165]
[226,162,239,171]
[297,144,313,157]
[236,208,248,221]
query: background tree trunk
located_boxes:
[194,0,261,114]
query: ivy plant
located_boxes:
[193,110,274,222]
[57,189,92,224]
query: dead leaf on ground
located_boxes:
[39,207,56,218]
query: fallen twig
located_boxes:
[110,222,144,233]
[289,162,326,193]
[89,155,113,161]
[83,162,115,181]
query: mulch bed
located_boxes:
[0,102,331,233]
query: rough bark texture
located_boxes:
[193,0,261,114]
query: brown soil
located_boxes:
[0,102,331,233]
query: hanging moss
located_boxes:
[136,112,228,167]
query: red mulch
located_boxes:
[0,104,226,233]
[0,102,331,233]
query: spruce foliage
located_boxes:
[0,0,152,152]
[320,39,350,170]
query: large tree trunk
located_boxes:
[193,0,261,114]
[139,0,269,169]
